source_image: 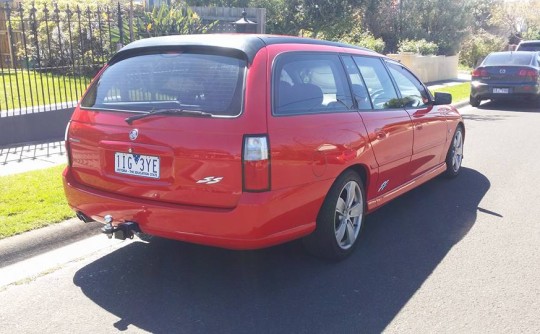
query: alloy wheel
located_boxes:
[452,129,464,172]
[334,181,363,250]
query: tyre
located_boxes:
[444,125,464,178]
[303,170,366,261]
[470,95,481,107]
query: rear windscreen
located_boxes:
[81,52,246,116]
[483,53,533,66]
[517,43,540,51]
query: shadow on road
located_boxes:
[74,167,489,333]
[477,99,540,113]
[462,113,514,122]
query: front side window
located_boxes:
[81,52,246,116]
[352,56,399,110]
[274,53,353,115]
[387,62,430,108]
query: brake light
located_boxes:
[242,135,270,192]
[471,68,488,77]
[64,121,72,167]
[518,69,538,79]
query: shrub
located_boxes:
[138,4,215,38]
[460,30,506,68]
[338,31,386,53]
[398,39,439,55]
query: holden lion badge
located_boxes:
[129,129,138,141]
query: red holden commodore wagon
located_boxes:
[63,34,464,260]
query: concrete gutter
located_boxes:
[453,99,470,109]
[0,218,102,269]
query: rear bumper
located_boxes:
[63,167,329,249]
[471,81,540,100]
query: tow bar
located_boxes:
[101,215,141,240]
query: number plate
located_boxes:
[493,88,509,94]
[114,152,160,179]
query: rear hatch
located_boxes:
[474,52,539,84]
[67,50,251,209]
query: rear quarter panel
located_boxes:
[265,45,379,199]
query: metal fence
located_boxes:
[0,2,137,117]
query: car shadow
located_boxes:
[73,167,490,333]
[477,99,540,112]
[462,113,513,122]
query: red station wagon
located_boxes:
[63,34,465,260]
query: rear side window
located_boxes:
[483,53,533,66]
[273,53,353,115]
[81,53,246,116]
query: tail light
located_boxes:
[242,135,270,192]
[518,69,538,81]
[64,121,72,167]
[471,68,488,77]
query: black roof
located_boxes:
[109,34,375,64]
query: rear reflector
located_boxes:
[242,135,270,192]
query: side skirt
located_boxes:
[366,163,447,212]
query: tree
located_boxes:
[399,0,473,55]
[490,0,540,43]
[460,30,506,67]
[249,0,297,35]
[470,0,503,33]
[139,3,215,37]
[362,0,400,52]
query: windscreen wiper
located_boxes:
[125,108,213,124]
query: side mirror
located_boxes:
[433,92,452,105]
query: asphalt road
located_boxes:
[1,101,539,333]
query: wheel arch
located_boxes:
[318,163,371,215]
[455,121,465,143]
[346,163,369,190]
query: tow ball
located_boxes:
[101,215,141,240]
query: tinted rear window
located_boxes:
[517,43,540,51]
[483,53,533,66]
[81,52,246,116]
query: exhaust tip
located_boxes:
[76,211,94,223]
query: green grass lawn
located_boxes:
[0,70,91,110]
[0,164,75,239]
[431,82,470,103]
